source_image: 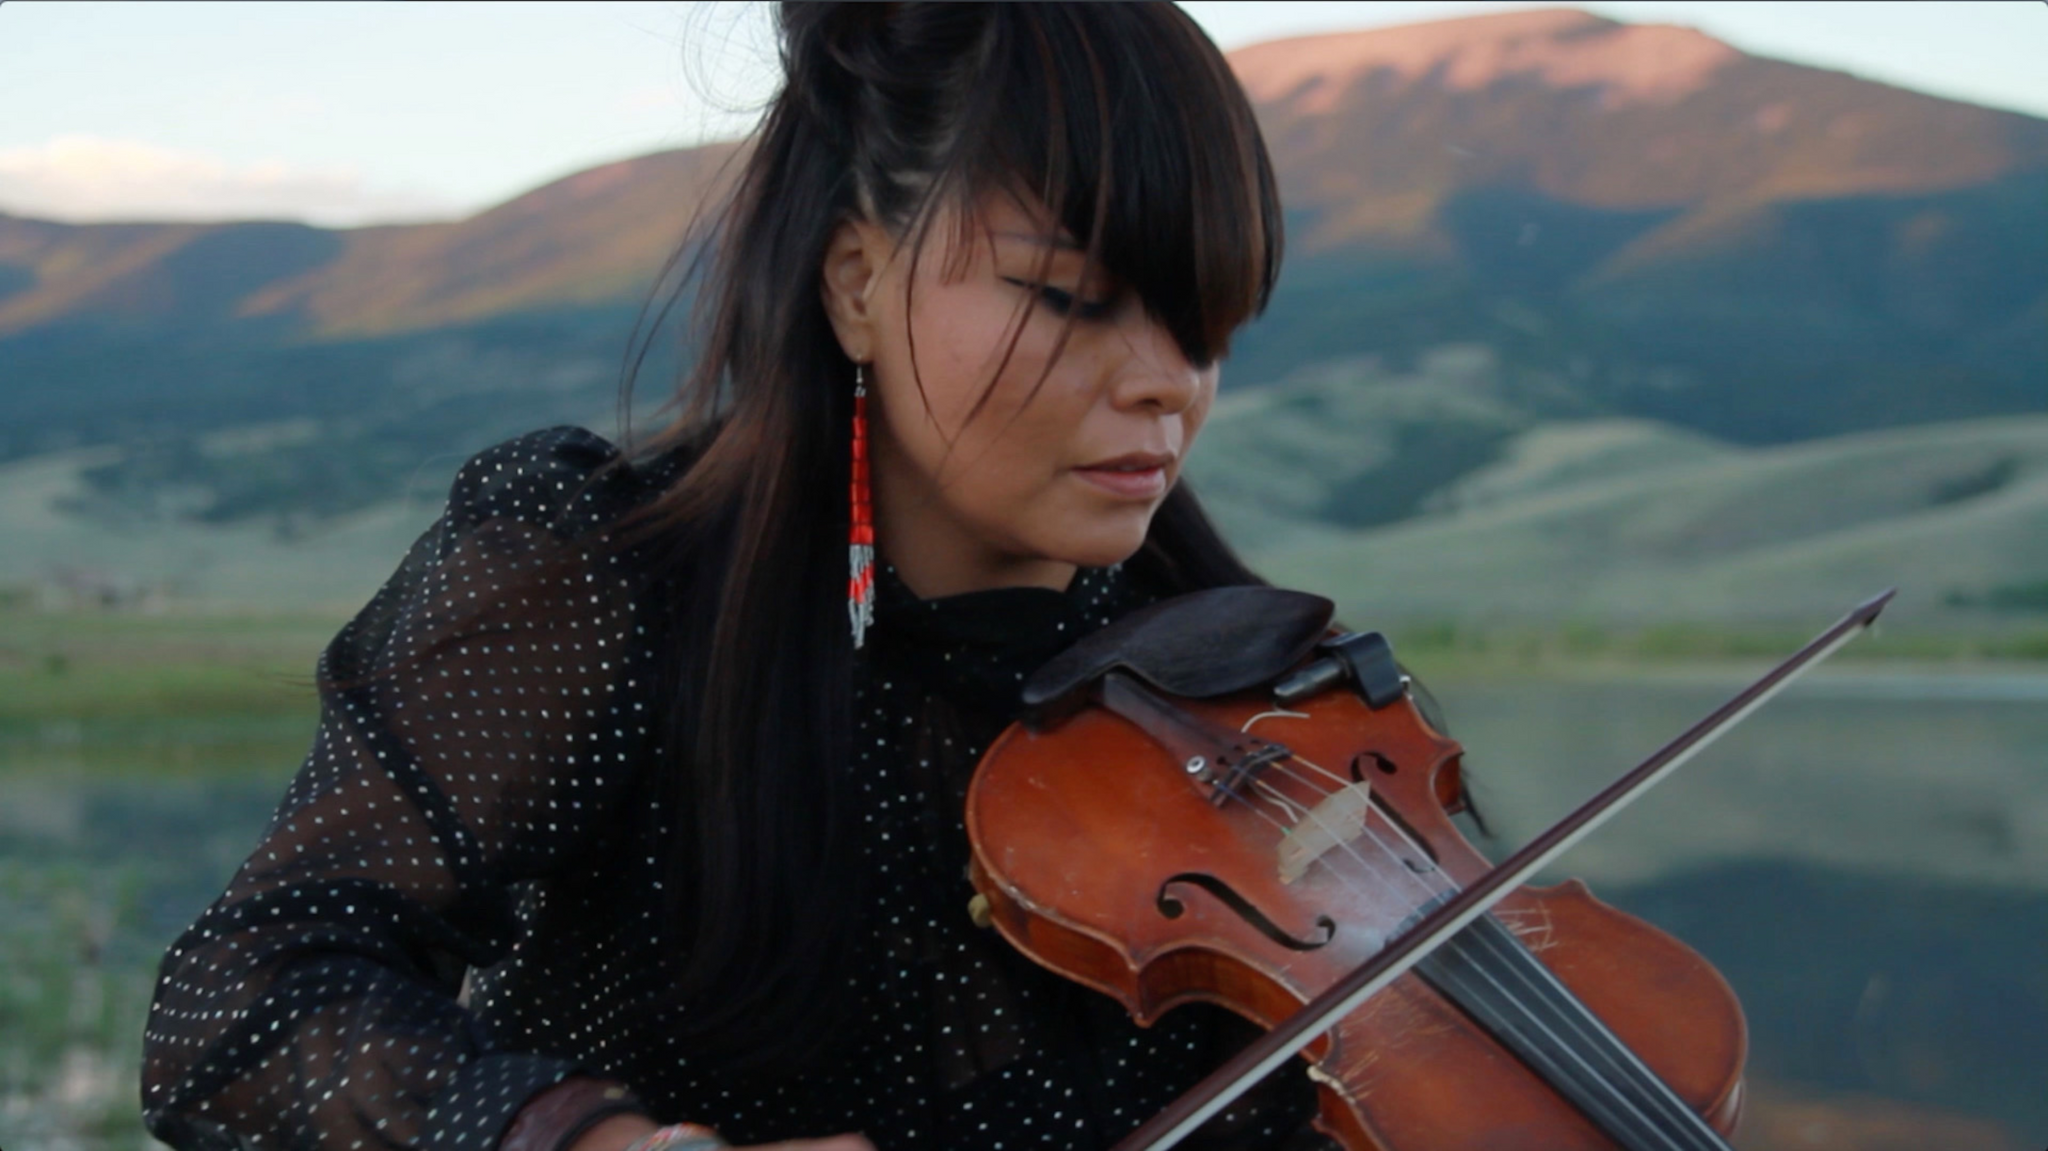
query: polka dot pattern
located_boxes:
[141,427,1333,1150]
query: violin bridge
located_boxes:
[1277,780,1374,884]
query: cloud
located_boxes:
[0,135,464,228]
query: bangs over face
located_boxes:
[871,2,1282,374]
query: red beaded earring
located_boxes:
[849,362,876,648]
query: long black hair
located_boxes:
[606,1,1284,1074]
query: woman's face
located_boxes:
[822,189,1218,597]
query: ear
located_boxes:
[820,215,894,363]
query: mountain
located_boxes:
[0,145,740,341]
[1235,9,2040,223]
[0,8,2043,611]
[1220,8,2048,439]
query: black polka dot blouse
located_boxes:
[141,427,1331,1151]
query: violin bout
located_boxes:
[967,664,1746,1150]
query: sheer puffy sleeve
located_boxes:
[142,427,658,1151]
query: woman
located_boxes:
[141,4,1319,1149]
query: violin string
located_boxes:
[1232,767,1695,1150]
[1232,742,1697,1135]
[1229,716,1581,989]
[1234,715,1463,908]
[1269,749,1351,791]
[1449,926,1696,1151]
[1437,889,1714,1149]
[1257,752,1549,1003]
[1243,756,1463,913]
[1233,778,1317,836]
[1235,758,1428,894]
[1237,737,1630,1112]
[1278,762,1464,908]
[1238,712,1354,792]
[1223,714,1460,912]
[1244,774,1314,823]
[1233,721,1707,1148]
[1237,773,1457,921]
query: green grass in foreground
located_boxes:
[0,611,343,723]
[1,610,341,782]
[1371,617,2048,679]
[2,606,2043,738]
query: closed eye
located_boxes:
[1001,277,1120,322]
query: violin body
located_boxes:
[966,676,1746,1149]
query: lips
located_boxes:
[1079,451,1174,472]
[1073,451,1173,499]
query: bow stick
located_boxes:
[1114,588,1897,1151]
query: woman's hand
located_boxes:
[569,1112,875,1151]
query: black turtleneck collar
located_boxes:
[864,561,1154,717]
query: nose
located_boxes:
[1108,312,1205,416]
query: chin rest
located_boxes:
[1022,586,1334,725]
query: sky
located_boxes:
[1,1,2044,228]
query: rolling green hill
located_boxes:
[0,444,443,613]
[1232,412,2048,628]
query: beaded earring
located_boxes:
[849,362,876,648]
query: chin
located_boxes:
[1049,513,1156,570]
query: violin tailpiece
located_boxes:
[1094,672,1289,805]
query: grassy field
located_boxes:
[4,604,2042,731]
[0,610,338,722]
[1376,615,2048,681]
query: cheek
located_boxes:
[926,376,1116,553]
[897,290,1033,432]
[1182,389,1215,449]
[897,312,1078,472]
[941,389,1084,521]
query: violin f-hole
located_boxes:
[1353,751,1399,777]
[1157,873,1336,951]
[1352,751,1440,871]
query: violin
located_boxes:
[964,586,1890,1150]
